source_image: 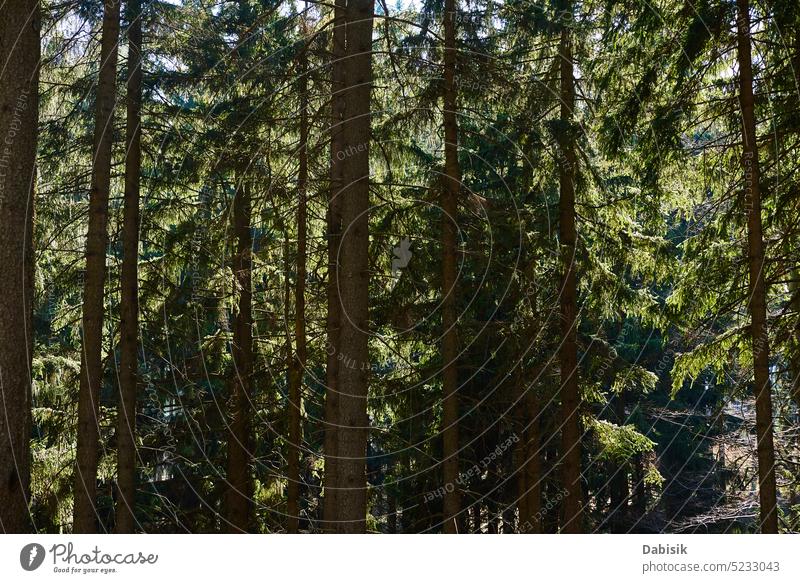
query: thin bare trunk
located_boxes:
[441,0,461,535]
[73,0,121,533]
[736,0,778,533]
[114,0,143,534]
[0,0,39,534]
[557,4,582,534]
[287,30,309,534]
[224,179,253,532]
[323,0,346,532]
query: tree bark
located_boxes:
[287,28,309,533]
[334,0,374,533]
[441,0,461,535]
[789,273,800,410]
[114,0,143,534]
[224,179,253,532]
[73,0,121,533]
[0,0,39,534]
[557,2,583,534]
[735,0,778,534]
[519,388,542,533]
[323,0,346,532]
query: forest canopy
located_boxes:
[0,0,799,534]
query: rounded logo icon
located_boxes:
[20,543,46,571]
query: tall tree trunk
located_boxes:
[224,179,253,532]
[114,0,143,534]
[557,3,582,534]
[323,0,346,532]
[789,273,800,410]
[73,0,121,533]
[287,30,309,534]
[519,388,542,533]
[0,0,39,534]
[789,28,800,414]
[735,0,778,534]
[441,0,461,535]
[334,0,374,533]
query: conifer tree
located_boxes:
[0,0,39,534]
[74,0,121,533]
[115,0,144,534]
